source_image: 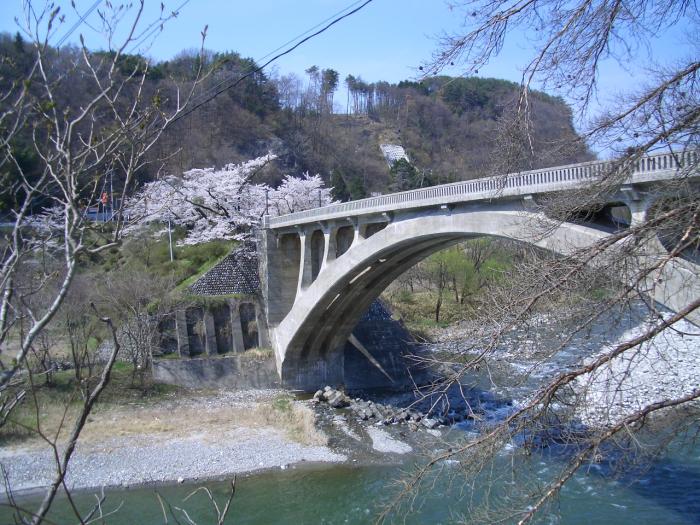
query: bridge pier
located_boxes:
[620,185,653,226]
[280,351,345,391]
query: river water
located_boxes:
[4,309,700,524]
[7,445,700,524]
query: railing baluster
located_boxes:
[266,150,694,228]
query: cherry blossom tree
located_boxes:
[125,155,335,245]
[269,172,334,216]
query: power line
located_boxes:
[174,0,369,121]
[255,0,368,64]
[128,0,191,54]
[182,0,367,113]
[55,0,191,54]
[166,0,374,129]
[56,0,102,48]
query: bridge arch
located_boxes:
[272,202,615,389]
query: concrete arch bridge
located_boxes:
[258,151,700,390]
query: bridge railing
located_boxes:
[264,150,698,229]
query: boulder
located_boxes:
[371,406,385,419]
[395,410,410,422]
[421,417,439,429]
[327,391,350,408]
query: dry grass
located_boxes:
[239,347,274,360]
[1,390,326,451]
[251,394,327,446]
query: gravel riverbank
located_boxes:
[576,317,700,426]
[426,313,700,429]
[0,428,344,494]
[0,389,345,496]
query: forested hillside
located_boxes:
[0,32,591,214]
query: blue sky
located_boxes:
[1,0,696,137]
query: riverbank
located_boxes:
[425,312,700,428]
[0,389,345,496]
[1,381,455,501]
[4,313,696,501]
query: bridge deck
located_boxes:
[263,150,698,230]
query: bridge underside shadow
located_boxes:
[261,201,699,391]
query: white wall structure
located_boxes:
[379,144,410,166]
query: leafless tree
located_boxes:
[97,268,177,389]
[381,1,700,523]
[0,1,209,522]
[61,273,102,384]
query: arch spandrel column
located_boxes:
[296,228,313,295]
[322,225,337,268]
[620,185,652,226]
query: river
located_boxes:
[6,443,700,524]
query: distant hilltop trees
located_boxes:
[0,31,590,220]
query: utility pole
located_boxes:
[167,215,174,262]
[109,169,114,221]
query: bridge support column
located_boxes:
[627,200,649,226]
[297,229,313,294]
[356,222,368,243]
[620,186,651,226]
[322,226,337,268]
[347,217,367,246]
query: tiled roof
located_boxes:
[189,242,260,296]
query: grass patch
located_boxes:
[0,364,183,446]
[239,347,274,361]
[384,289,469,331]
[91,227,236,288]
[254,394,326,446]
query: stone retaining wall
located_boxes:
[152,354,280,389]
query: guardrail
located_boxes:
[264,150,698,229]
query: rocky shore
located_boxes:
[312,385,474,430]
[576,317,700,427]
[425,313,700,429]
[0,385,452,499]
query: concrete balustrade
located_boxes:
[263,151,698,230]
